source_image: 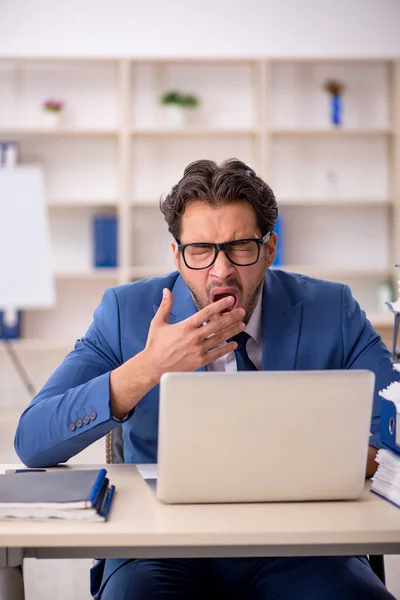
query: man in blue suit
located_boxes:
[15,159,396,599]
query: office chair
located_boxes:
[106,425,124,464]
[104,426,386,584]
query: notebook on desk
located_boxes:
[155,370,375,504]
[0,468,115,521]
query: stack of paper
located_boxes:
[378,376,400,412]
[0,469,115,521]
[371,370,400,509]
[371,449,400,508]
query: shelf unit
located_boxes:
[54,268,122,280]
[277,198,392,207]
[132,128,256,137]
[0,128,118,137]
[0,57,399,400]
[271,128,392,136]
[0,339,75,352]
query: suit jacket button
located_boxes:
[83,415,90,425]
[75,418,83,428]
[68,422,76,431]
[90,411,97,421]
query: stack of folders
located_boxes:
[0,468,115,521]
[371,366,400,509]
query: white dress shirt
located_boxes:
[207,291,263,372]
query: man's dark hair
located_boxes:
[160,158,278,242]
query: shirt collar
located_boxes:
[245,289,263,346]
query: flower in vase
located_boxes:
[323,80,346,127]
[323,80,346,96]
[42,99,64,112]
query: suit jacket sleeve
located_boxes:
[14,288,128,468]
[341,284,398,449]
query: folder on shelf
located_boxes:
[272,213,284,267]
[0,141,19,168]
[0,310,21,339]
[0,468,115,521]
[93,215,118,268]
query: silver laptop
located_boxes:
[156,370,375,504]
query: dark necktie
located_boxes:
[231,331,258,371]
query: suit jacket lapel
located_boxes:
[261,270,303,371]
[153,275,207,372]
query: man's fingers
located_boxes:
[203,322,245,352]
[153,288,173,325]
[200,307,245,339]
[189,296,236,327]
[201,341,238,365]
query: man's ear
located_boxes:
[172,241,180,271]
[267,233,278,267]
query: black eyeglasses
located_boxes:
[177,232,271,270]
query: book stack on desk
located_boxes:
[371,369,400,509]
[0,468,115,521]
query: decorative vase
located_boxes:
[330,94,342,127]
[42,110,62,128]
[163,105,187,128]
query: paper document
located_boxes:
[136,464,158,480]
[136,464,158,493]
[371,449,400,509]
[379,380,400,412]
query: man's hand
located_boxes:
[143,288,245,382]
[110,288,245,419]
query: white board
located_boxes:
[0,166,55,310]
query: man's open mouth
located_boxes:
[211,289,239,312]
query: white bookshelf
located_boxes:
[0,128,118,137]
[54,268,121,280]
[0,339,74,352]
[276,266,392,280]
[271,128,391,136]
[48,200,118,208]
[278,198,391,207]
[133,128,256,137]
[368,314,394,328]
[0,57,399,400]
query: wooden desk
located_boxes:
[1,462,400,565]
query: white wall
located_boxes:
[0,0,399,58]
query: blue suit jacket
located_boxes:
[14,268,399,597]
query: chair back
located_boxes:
[105,426,124,463]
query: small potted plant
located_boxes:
[324,80,345,127]
[42,98,65,127]
[160,90,200,127]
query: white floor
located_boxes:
[1,408,400,600]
